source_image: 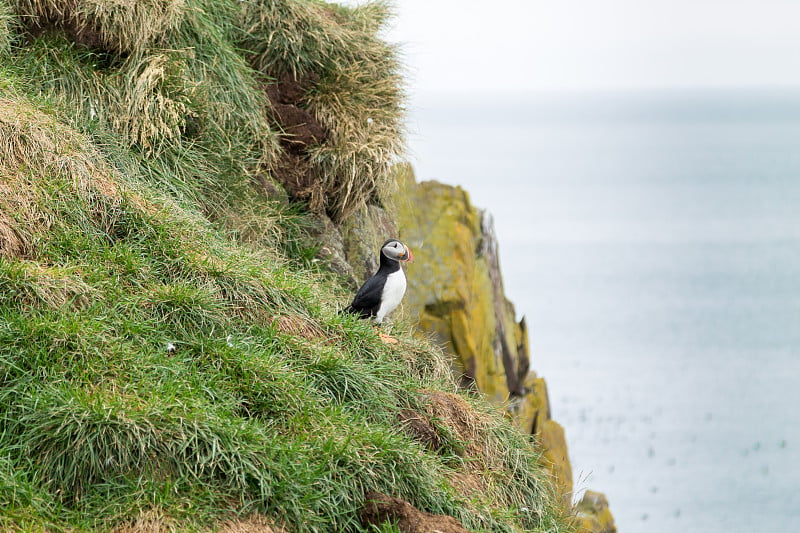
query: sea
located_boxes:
[404,88,800,533]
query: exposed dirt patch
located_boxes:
[361,492,470,533]
[423,391,489,459]
[270,102,326,152]
[265,71,318,107]
[266,72,325,152]
[398,408,442,452]
[263,72,328,211]
[265,72,327,155]
[269,149,325,212]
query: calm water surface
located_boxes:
[406,89,800,533]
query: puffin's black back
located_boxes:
[347,244,402,318]
[347,276,384,318]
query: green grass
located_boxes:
[0,2,11,56]
[5,0,404,222]
[0,1,574,531]
[239,0,406,221]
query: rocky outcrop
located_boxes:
[576,491,617,533]
[331,163,612,525]
[312,200,399,288]
[390,165,574,498]
[392,165,528,401]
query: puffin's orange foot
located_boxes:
[378,332,399,344]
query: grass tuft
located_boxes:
[239,0,405,221]
[0,1,13,56]
[11,0,186,55]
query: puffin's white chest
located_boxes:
[375,268,406,323]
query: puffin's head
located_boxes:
[381,239,413,262]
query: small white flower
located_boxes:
[166,342,176,354]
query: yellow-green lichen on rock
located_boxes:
[390,164,576,499]
[575,491,617,533]
[539,418,573,500]
[524,377,573,500]
[393,164,505,398]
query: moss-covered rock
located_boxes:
[311,213,357,282]
[392,165,510,397]
[340,204,398,283]
[539,419,573,500]
[314,201,398,293]
[387,164,575,499]
[576,491,617,533]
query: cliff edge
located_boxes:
[394,165,573,498]
[329,164,616,531]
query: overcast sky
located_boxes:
[362,0,800,93]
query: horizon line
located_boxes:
[411,84,800,98]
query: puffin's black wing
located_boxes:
[347,275,384,319]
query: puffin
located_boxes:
[348,239,413,341]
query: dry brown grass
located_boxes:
[0,98,122,199]
[111,509,175,533]
[0,261,96,309]
[216,515,286,533]
[12,0,186,55]
[0,207,31,259]
[111,510,186,533]
[10,0,278,172]
[307,60,405,221]
[0,1,13,55]
[111,52,192,153]
[271,313,326,340]
[112,512,285,533]
[0,96,167,261]
[15,47,194,156]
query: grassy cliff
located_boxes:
[0,1,575,531]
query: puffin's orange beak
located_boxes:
[402,247,414,262]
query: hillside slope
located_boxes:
[0,1,575,531]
